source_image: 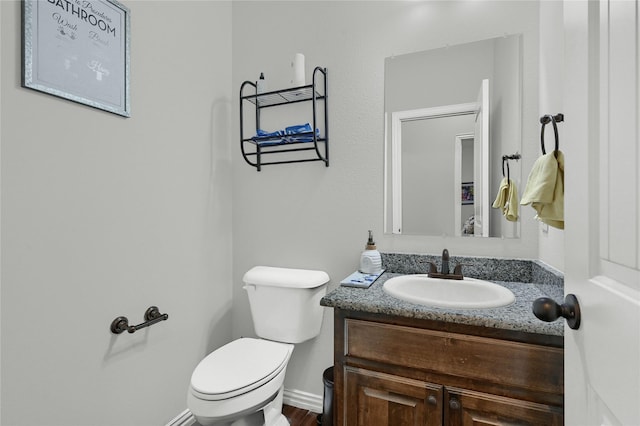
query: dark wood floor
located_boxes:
[283,404,321,426]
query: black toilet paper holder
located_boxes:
[110,306,168,334]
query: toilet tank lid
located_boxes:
[243,266,330,288]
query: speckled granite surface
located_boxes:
[320,254,564,337]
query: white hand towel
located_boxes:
[520,151,564,229]
[493,177,519,222]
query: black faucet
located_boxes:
[441,249,450,275]
[428,249,464,280]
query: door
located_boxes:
[563,1,640,425]
[344,367,443,425]
[444,387,563,426]
[473,79,490,237]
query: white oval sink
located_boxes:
[383,274,515,309]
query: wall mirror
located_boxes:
[384,34,522,238]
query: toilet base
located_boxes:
[262,386,289,426]
[227,411,264,426]
[226,411,288,426]
[193,386,289,426]
[261,414,289,426]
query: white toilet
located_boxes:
[188,266,330,426]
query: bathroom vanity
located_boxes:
[321,255,564,425]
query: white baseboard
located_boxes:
[283,388,323,414]
[166,408,196,426]
[167,388,324,426]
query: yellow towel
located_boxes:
[492,177,519,222]
[520,151,564,229]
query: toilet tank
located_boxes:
[243,266,330,344]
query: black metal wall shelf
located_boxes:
[240,66,328,171]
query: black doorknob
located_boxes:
[532,294,581,330]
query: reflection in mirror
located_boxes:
[384,35,522,238]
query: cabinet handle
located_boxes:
[427,395,437,406]
[532,294,581,330]
[449,398,461,410]
[363,389,417,407]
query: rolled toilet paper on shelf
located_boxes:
[291,53,305,87]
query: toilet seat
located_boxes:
[190,338,293,401]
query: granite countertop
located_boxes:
[321,258,565,337]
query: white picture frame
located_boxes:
[22,0,131,117]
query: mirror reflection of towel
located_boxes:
[520,151,564,229]
[492,177,519,222]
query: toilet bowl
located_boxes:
[188,266,329,426]
[188,338,293,425]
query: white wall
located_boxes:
[231,1,540,398]
[490,35,522,239]
[538,0,565,271]
[0,1,233,424]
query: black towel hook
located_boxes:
[502,157,510,181]
[540,113,564,155]
[501,153,521,181]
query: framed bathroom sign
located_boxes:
[22,0,131,117]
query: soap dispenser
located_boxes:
[360,230,382,274]
[257,72,267,94]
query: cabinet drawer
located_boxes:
[345,319,563,395]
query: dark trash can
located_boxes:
[320,366,334,426]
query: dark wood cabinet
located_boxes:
[345,367,443,425]
[334,309,564,426]
[444,387,562,426]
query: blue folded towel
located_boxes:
[287,129,320,142]
[285,123,313,135]
[252,129,284,145]
[252,124,319,145]
[285,123,319,142]
[255,129,284,138]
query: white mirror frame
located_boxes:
[454,132,475,237]
[389,102,480,235]
[473,79,490,237]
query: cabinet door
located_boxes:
[444,387,563,426]
[345,367,442,426]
